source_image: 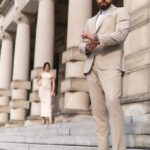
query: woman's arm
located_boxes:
[51,72,55,97]
[36,73,42,87]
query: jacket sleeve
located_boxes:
[98,7,131,46]
[79,21,90,56]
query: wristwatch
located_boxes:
[94,33,100,44]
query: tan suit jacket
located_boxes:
[79,4,130,74]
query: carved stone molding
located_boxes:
[61,78,88,93]
[14,12,29,24]
[0,32,12,41]
[62,47,85,64]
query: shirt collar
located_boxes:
[98,4,112,16]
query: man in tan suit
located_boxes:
[79,0,130,150]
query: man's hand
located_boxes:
[86,41,99,51]
[81,30,94,41]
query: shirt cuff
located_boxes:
[85,45,90,55]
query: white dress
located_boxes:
[39,72,52,117]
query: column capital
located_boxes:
[0,32,12,41]
[0,15,4,32]
[14,12,29,25]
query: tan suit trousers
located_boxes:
[86,58,126,150]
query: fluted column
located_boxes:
[34,0,55,68]
[13,13,30,81]
[0,32,13,125]
[0,32,13,89]
[61,0,92,112]
[9,13,31,124]
[67,0,92,48]
[28,0,55,124]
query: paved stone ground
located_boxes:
[0,115,150,150]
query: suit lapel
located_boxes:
[95,4,116,33]
[90,15,97,33]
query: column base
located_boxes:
[64,92,90,111]
[30,102,41,117]
[61,78,88,93]
[11,80,31,90]
[10,108,26,121]
[29,91,40,102]
[5,120,24,128]
[0,89,11,97]
[54,114,93,124]
[9,100,29,109]
[0,96,10,106]
[62,47,85,64]
[24,119,43,127]
[0,113,9,123]
[12,89,28,100]
[122,101,150,116]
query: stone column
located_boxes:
[122,0,150,118]
[0,32,13,126]
[28,0,55,125]
[8,13,31,126]
[59,0,92,122]
[34,0,54,68]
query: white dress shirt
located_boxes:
[96,10,107,30]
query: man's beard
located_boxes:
[97,1,111,10]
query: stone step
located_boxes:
[0,120,150,148]
[0,134,149,149]
[0,142,147,150]
[1,121,150,136]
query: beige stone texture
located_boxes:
[54,114,93,123]
[10,108,26,121]
[64,92,89,111]
[34,0,55,68]
[13,13,30,81]
[52,94,64,113]
[10,81,31,90]
[0,113,9,123]
[67,0,92,48]
[122,101,150,116]
[61,78,88,93]
[0,32,13,89]
[0,96,10,106]
[30,102,41,117]
[11,89,28,100]
[65,61,85,78]
[62,47,85,64]
[29,91,40,102]
[123,66,150,98]
[124,22,150,56]
[0,89,11,97]
[0,106,10,113]
[9,100,29,109]
[125,48,150,72]
[124,0,150,13]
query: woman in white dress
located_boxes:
[36,62,55,124]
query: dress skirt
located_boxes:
[39,85,51,117]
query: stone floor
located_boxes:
[0,115,150,150]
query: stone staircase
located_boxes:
[0,115,150,150]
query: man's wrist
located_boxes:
[94,33,100,44]
[85,45,90,55]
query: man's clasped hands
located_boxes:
[81,30,99,51]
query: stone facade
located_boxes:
[0,0,148,135]
[0,0,149,149]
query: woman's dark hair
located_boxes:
[43,62,51,70]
